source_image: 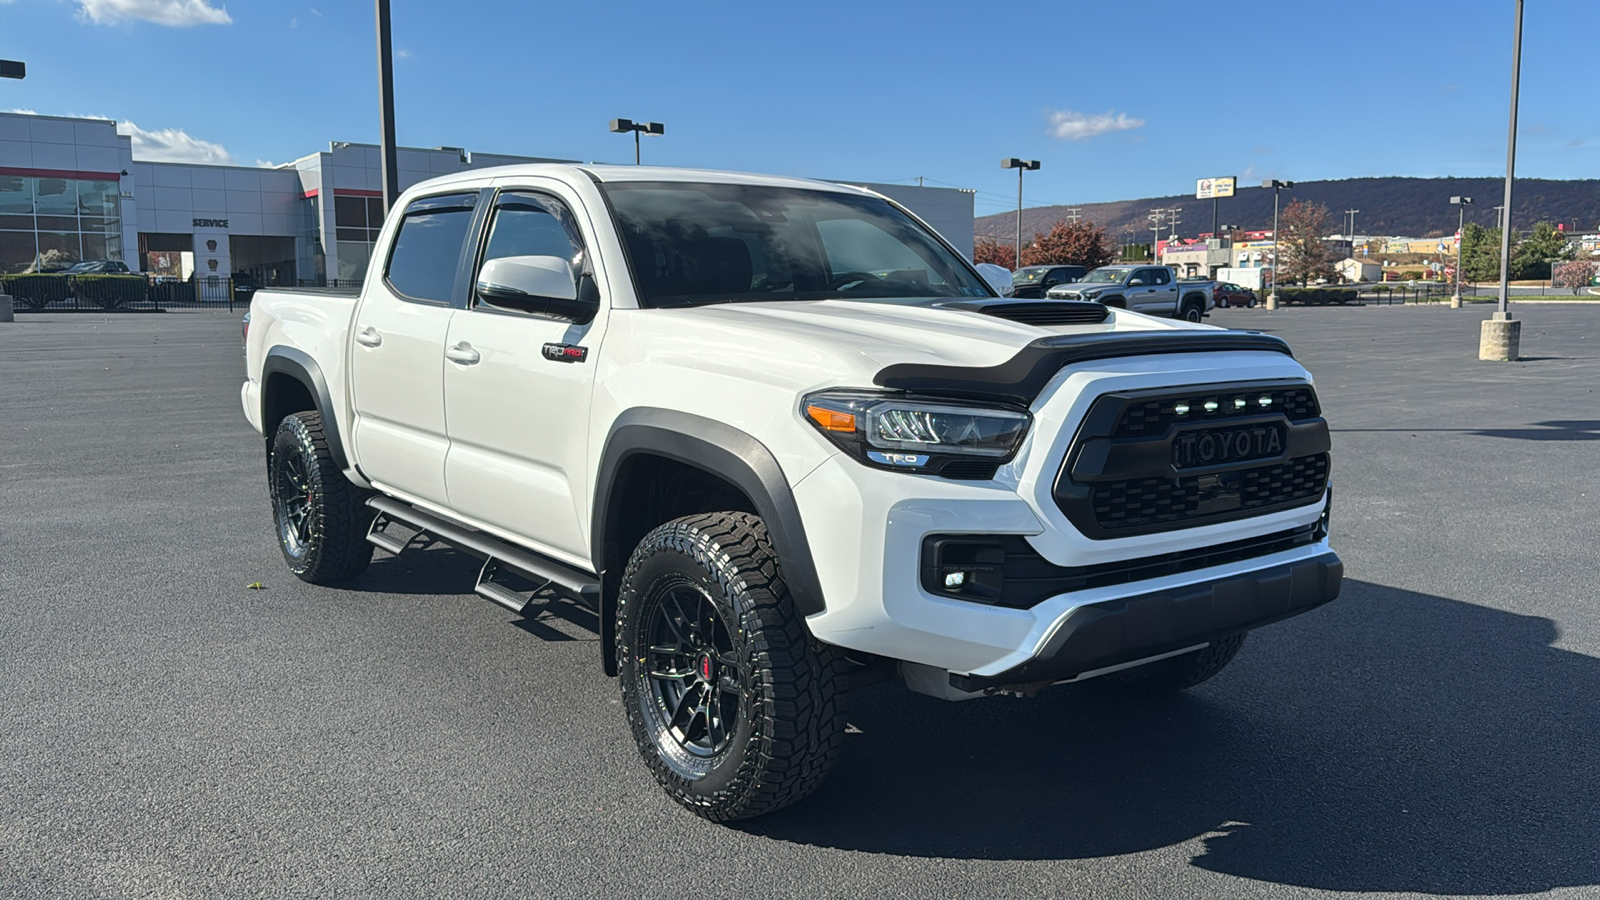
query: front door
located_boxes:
[442,185,604,568]
[1130,266,1178,313]
[348,191,480,507]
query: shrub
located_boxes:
[1,274,72,309]
[72,274,148,309]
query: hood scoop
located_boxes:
[939,298,1110,327]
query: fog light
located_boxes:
[945,572,966,588]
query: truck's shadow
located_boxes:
[739,579,1600,895]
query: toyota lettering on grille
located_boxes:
[1172,423,1287,469]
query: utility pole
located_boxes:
[375,0,399,214]
[1483,0,1524,360]
[1344,209,1359,258]
[1001,159,1039,268]
[1065,208,1082,225]
[1148,209,1166,264]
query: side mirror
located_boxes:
[974,262,1014,297]
[476,255,595,323]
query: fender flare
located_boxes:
[261,346,349,472]
[591,408,826,618]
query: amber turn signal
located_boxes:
[806,405,856,432]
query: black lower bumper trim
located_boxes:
[950,551,1342,692]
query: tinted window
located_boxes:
[602,182,990,308]
[475,193,586,312]
[384,193,477,303]
[1145,268,1171,285]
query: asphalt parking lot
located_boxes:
[3,305,1598,899]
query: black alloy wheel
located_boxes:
[268,411,372,584]
[1181,301,1205,322]
[641,580,744,765]
[617,512,847,821]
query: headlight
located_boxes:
[802,390,1031,477]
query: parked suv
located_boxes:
[1010,264,1086,298]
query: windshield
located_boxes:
[1084,266,1134,283]
[65,261,98,273]
[1011,267,1050,285]
[602,182,992,308]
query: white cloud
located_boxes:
[77,0,232,27]
[290,16,298,27]
[1046,109,1145,141]
[8,108,38,115]
[396,47,412,59]
[117,121,234,164]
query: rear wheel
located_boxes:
[1101,633,1246,694]
[1180,300,1205,323]
[617,512,847,821]
[269,411,372,584]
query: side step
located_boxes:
[365,496,601,607]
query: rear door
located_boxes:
[441,184,604,567]
[348,191,482,506]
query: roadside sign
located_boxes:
[1196,176,1236,199]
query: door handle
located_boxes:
[445,342,481,365]
[355,326,382,347]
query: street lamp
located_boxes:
[1482,0,1524,361]
[1000,159,1039,268]
[1450,196,1473,306]
[610,118,664,165]
[1263,179,1293,308]
[0,60,24,80]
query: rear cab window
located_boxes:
[383,192,479,304]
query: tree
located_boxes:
[1276,200,1338,285]
[973,237,1016,269]
[1511,221,1574,280]
[1019,220,1117,269]
[1552,259,1596,294]
[1459,222,1500,283]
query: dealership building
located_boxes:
[0,111,974,284]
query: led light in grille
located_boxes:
[1203,400,1219,412]
[1259,395,1273,407]
[1234,398,1247,409]
[1174,403,1190,415]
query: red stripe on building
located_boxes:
[0,166,124,181]
[302,188,384,199]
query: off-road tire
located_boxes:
[269,411,372,584]
[617,512,848,821]
[1102,633,1246,694]
[1180,300,1205,323]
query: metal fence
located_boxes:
[2,274,252,312]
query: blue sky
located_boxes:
[2,0,1595,218]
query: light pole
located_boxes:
[1450,196,1473,306]
[610,119,665,165]
[374,0,399,214]
[1264,180,1293,308]
[1482,0,1523,361]
[1001,159,1039,269]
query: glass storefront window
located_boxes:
[335,240,372,283]
[0,176,124,272]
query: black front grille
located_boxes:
[1116,386,1320,437]
[978,301,1110,327]
[1091,453,1329,530]
[1055,380,1331,538]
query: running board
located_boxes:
[365,496,600,606]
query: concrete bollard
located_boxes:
[1265,292,1278,310]
[1479,311,1521,361]
[0,292,13,324]
[1450,295,1462,309]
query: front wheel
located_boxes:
[269,411,372,584]
[617,512,847,821]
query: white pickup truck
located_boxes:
[1047,264,1216,321]
[242,165,1340,821]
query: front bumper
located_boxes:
[950,550,1342,692]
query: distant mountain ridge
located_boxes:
[974,177,1600,244]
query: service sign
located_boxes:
[1196,177,1237,199]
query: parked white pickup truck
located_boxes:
[1046,264,1215,321]
[242,165,1339,820]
